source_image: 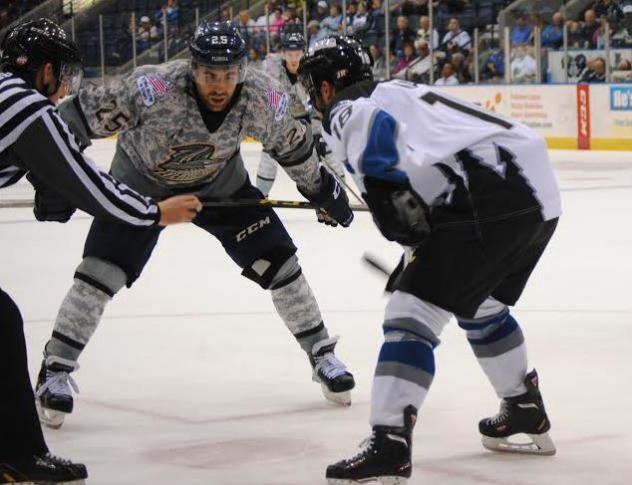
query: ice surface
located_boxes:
[1,141,631,484]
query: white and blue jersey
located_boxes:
[323,80,561,222]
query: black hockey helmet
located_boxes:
[189,20,247,83]
[0,18,83,94]
[298,35,372,111]
[281,32,306,51]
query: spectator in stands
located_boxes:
[315,1,330,22]
[321,4,343,35]
[137,16,159,53]
[307,19,325,49]
[392,15,417,58]
[440,17,471,58]
[237,10,257,48]
[541,11,564,49]
[416,15,439,49]
[248,47,264,70]
[579,56,606,83]
[221,7,232,22]
[450,51,471,84]
[369,43,387,80]
[349,2,369,35]
[592,0,624,26]
[394,41,418,73]
[511,13,532,46]
[565,20,582,48]
[612,58,632,82]
[414,39,430,60]
[511,45,536,83]
[268,7,285,36]
[344,2,357,32]
[284,5,302,29]
[579,9,600,48]
[482,44,505,81]
[155,0,179,33]
[434,62,459,85]
[370,0,386,26]
[612,4,632,47]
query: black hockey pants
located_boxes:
[0,287,48,462]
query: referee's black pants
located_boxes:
[0,287,48,462]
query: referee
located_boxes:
[0,19,201,483]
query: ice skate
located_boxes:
[0,453,87,484]
[35,356,79,430]
[326,406,417,484]
[479,369,556,456]
[310,337,355,406]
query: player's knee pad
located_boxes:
[241,247,299,290]
[74,257,127,297]
[383,291,451,347]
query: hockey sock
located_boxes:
[370,329,436,427]
[270,272,328,353]
[46,258,126,362]
[45,278,112,362]
[458,309,528,398]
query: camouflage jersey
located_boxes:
[59,59,320,199]
[261,54,309,119]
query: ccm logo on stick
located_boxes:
[236,217,271,242]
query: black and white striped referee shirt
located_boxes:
[0,71,159,226]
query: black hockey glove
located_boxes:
[299,166,354,228]
[313,134,331,159]
[26,172,76,223]
[363,176,431,246]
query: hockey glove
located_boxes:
[299,166,354,228]
[313,134,331,159]
[363,176,431,246]
[26,172,76,223]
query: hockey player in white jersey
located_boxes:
[298,36,560,484]
[34,22,356,429]
[255,31,344,196]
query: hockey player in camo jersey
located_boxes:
[255,31,344,196]
[34,21,356,429]
[299,36,560,484]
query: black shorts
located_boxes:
[394,210,558,318]
[82,179,297,286]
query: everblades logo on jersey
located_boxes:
[266,89,289,121]
[154,143,222,183]
[136,74,174,107]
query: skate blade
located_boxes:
[327,477,407,484]
[35,400,67,430]
[482,432,556,456]
[321,384,351,406]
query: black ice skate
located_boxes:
[326,406,417,485]
[0,453,88,484]
[479,369,556,455]
[35,356,79,430]
[310,337,355,406]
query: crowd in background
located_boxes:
[229,0,631,85]
[0,0,47,29]
[2,0,631,84]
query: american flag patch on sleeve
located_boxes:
[266,89,289,121]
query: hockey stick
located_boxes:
[201,198,370,211]
[0,198,371,212]
[361,252,392,278]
